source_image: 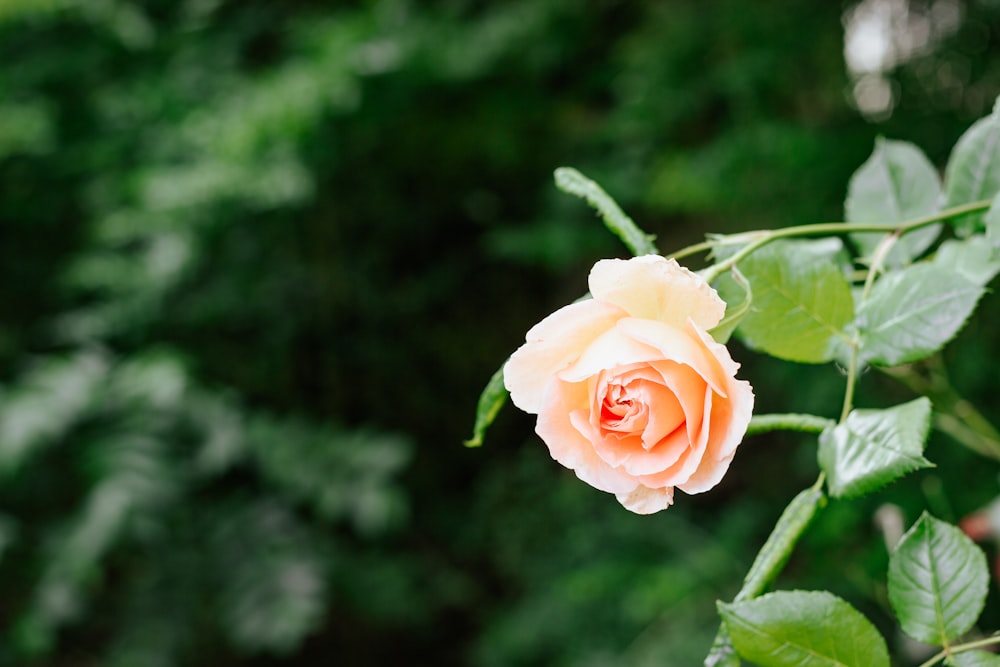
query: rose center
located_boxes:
[597,373,687,449]
[600,381,646,431]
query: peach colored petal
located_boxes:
[616,485,674,514]
[589,256,725,330]
[677,377,753,495]
[506,255,754,514]
[588,366,683,446]
[594,373,656,436]
[718,376,754,459]
[536,378,637,494]
[637,387,713,488]
[688,319,744,380]
[616,318,728,396]
[635,380,684,448]
[616,425,690,477]
[677,453,737,495]
[623,361,710,478]
[504,299,625,414]
[588,428,646,470]
[557,325,661,383]
[648,360,707,447]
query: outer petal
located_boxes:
[688,325,755,459]
[535,377,638,495]
[589,256,726,330]
[504,298,625,413]
[676,382,753,494]
[561,319,726,397]
[616,485,674,514]
[676,329,754,494]
[649,360,708,450]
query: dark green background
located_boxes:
[1,0,999,664]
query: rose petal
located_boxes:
[616,318,728,396]
[636,379,684,448]
[559,319,726,399]
[615,425,690,476]
[677,374,754,494]
[536,378,638,494]
[636,386,714,488]
[507,255,755,514]
[589,256,725,330]
[648,360,707,448]
[616,485,674,514]
[687,323,754,460]
[504,298,625,413]
[557,325,659,383]
[615,363,712,477]
[593,370,658,436]
[688,318,744,381]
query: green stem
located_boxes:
[701,235,774,284]
[839,342,860,423]
[747,413,834,435]
[916,633,1000,667]
[692,199,991,284]
[838,226,897,423]
[861,231,899,302]
[667,238,721,262]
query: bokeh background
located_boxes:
[2,0,1000,665]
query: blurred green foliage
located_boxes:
[2,0,1000,665]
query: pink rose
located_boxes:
[504,255,754,514]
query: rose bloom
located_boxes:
[504,255,754,514]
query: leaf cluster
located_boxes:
[472,88,1000,667]
[721,513,995,667]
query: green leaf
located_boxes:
[818,397,933,499]
[736,485,826,602]
[944,97,1000,236]
[553,167,659,256]
[710,266,752,344]
[950,651,1000,666]
[705,481,827,667]
[719,590,889,667]
[735,240,854,363]
[934,237,1000,286]
[846,138,942,266]
[856,263,983,367]
[888,512,989,646]
[464,364,508,447]
[703,628,741,667]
